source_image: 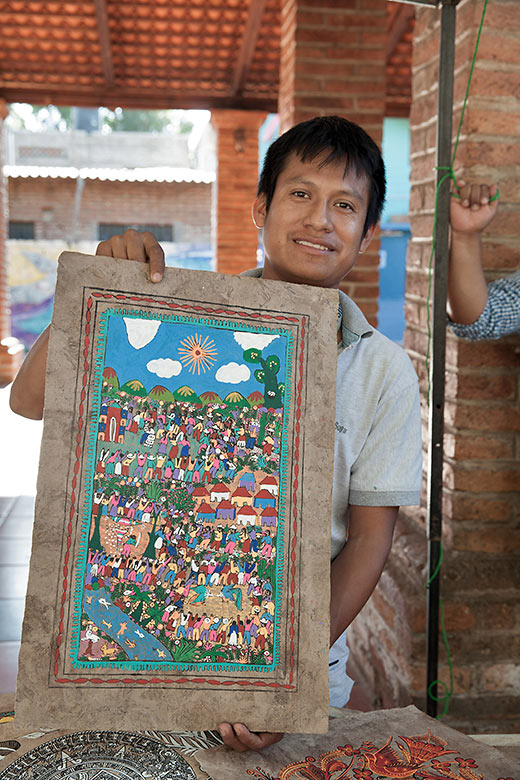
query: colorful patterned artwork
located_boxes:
[77,311,290,673]
[195,706,519,780]
[15,252,337,734]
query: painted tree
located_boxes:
[127,587,151,624]
[243,349,284,409]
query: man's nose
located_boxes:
[304,200,333,230]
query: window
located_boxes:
[98,224,173,242]
[9,221,35,239]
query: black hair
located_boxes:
[257,115,386,236]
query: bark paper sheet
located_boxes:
[15,252,338,734]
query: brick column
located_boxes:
[0,100,23,387]
[396,0,519,731]
[279,0,387,326]
[210,110,266,276]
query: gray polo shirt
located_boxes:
[241,269,422,561]
[333,288,421,559]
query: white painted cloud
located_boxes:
[234,332,279,350]
[147,358,182,378]
[124,318,161,349]
[215,362,251,384]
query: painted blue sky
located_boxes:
[103,313,290,398]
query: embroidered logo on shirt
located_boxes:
[335,422,347,434]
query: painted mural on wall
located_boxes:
[7,240,213,349]
[76,310,290,673]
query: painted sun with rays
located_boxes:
[178,333,218,374]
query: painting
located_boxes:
[14,252,338,734]
[1,706,517,779]
[197,705,520,780]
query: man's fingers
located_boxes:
[96,239,115,257]
[218,723,284,753]
[218,723,250,752]
[110,233,136,260]
[142,231,165,282]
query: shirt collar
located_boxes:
[240,267,373,348]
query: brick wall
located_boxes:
[279,0,387,326]
[349,0,520,732]
[211,110,266,276]
[7,177,212,244]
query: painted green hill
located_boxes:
[224,391,250,408]
[247,391,264,406]
[120,379,147,397]
[102,366,119,389]
[174,385,201,404]
[149,385,175,403]
[199,391,223,406]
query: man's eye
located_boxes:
[336,201,353,210]
[292,190,309,198]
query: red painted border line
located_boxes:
[55,294,304,689]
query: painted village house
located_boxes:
[231,486,252,508]
[260,506,277,529]
[239,472,255,492]
[253,489,276,510]
[259,475,278,497]
[236,505,257,528]
[210,483,230,503]
[215,499,235,522]
[196,502,215,524]
[192,485,209,506]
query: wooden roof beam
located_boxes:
[94,0,115,88]
[231,0,267,97]
[386,4,415,61]
[0,85,277,113]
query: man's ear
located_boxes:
[252,194,267,229]
[359,222,377,254]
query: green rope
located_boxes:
[424,0,493,719]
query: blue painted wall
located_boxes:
[379,118,411,343]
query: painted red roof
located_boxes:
[197,502,214,514]
[255,489,274,499]
[232,487,251,497]
[261,506,277,516]
[212,483,230,493]
[260,475,277,485]
[237,505,256,515]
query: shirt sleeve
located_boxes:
[449,271,520,340]
[349,376,422,507]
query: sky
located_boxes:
[102,313,290,399]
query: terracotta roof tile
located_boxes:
[0,1,411,115]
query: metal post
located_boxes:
[426,0,459,718]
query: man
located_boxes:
[10,115,422,751]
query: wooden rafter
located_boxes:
[94,0,115,88]
[231,0,267,97]
[0,86,277,113]
[386,4,415,61]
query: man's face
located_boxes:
[253,152,375,289]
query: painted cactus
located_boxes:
[243,348,284,409]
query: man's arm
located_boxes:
[448,180,499,324]
[330,505,398,646]
[9,230,165,420]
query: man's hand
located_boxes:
[219,722,283,753]
[96,228,165,282]
[450,180,499,235]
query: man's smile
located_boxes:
[294,239,335,252]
